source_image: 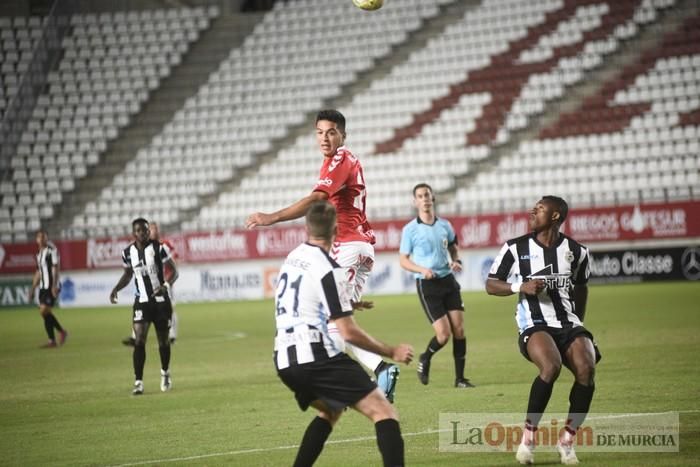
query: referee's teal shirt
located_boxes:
[400,217,457,279]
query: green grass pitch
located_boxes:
[1,281,698,466]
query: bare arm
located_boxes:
[51,265,60,298]
[246,191,329,228]
[110,269,134,304]
[165,258,178,286]
[151,258,179,298]
[485,277,545,296]
[333,315,413,364]
[28,271,40,302]
[447,243,462,273]
[572,284,588,322]
[399,253,434,279]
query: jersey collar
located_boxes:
[304,242,341,268]
[416,215,438,226]
[530,231,566,249]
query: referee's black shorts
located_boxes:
[416,273,463,323]
[277,353,377,412]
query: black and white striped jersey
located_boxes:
[36,242,59,289]
[274,242,354,371]
[489,232,590,333]
[121,240,172,304]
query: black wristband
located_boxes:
[455,259,462,265]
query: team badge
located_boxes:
[564,251,574,263]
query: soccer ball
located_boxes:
[352,0,384,11]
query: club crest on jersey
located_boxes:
[527,264,571,289]
[564,250,574,263]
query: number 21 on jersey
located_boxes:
[276,272,302,317]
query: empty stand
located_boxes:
[63,0,449,236]
[455,7,700,213]
[0,7,215,241]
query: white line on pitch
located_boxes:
[107,409,700,467]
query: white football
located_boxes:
[352,0,384,11]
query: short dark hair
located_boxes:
[305,201,336,240]
[412,183,433,197]
[542,195,568,224]
[316,109,346,134]
[132,218,149,230]
[36,228,48,236]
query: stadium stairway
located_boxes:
[174,0,481,232]
[440,0,698,214]
[47,11,264,238]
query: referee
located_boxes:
[399,183,474,388]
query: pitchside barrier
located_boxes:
[2,202,699,307]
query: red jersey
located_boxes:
[313,146,375,244]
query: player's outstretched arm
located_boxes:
[245,191,328,228]
[109,270,133,304]
[333,315,413,364]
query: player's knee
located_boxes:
[357,390,398,423]
[133,334,146,346]
[436,331,450,345]
[574,363,595,385]
[540,362,562,383]
[373,400,399,423]
[318,410,342,427]
[452,326,465,339]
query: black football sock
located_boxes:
[375,419,404,467]
[565,382,595,433]
[50,313,64,332]
[293,416,332,467]
[158,343,171,372]
[453,337,466,380]
[133,344,146,380]
[425,336,445,360]
[42,314,55,341]
[526,376,554,429]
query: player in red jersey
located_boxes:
[246,109,401,402]
[122,221,179,346]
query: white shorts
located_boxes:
[330,240,375,302]
[328,241,382,369]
